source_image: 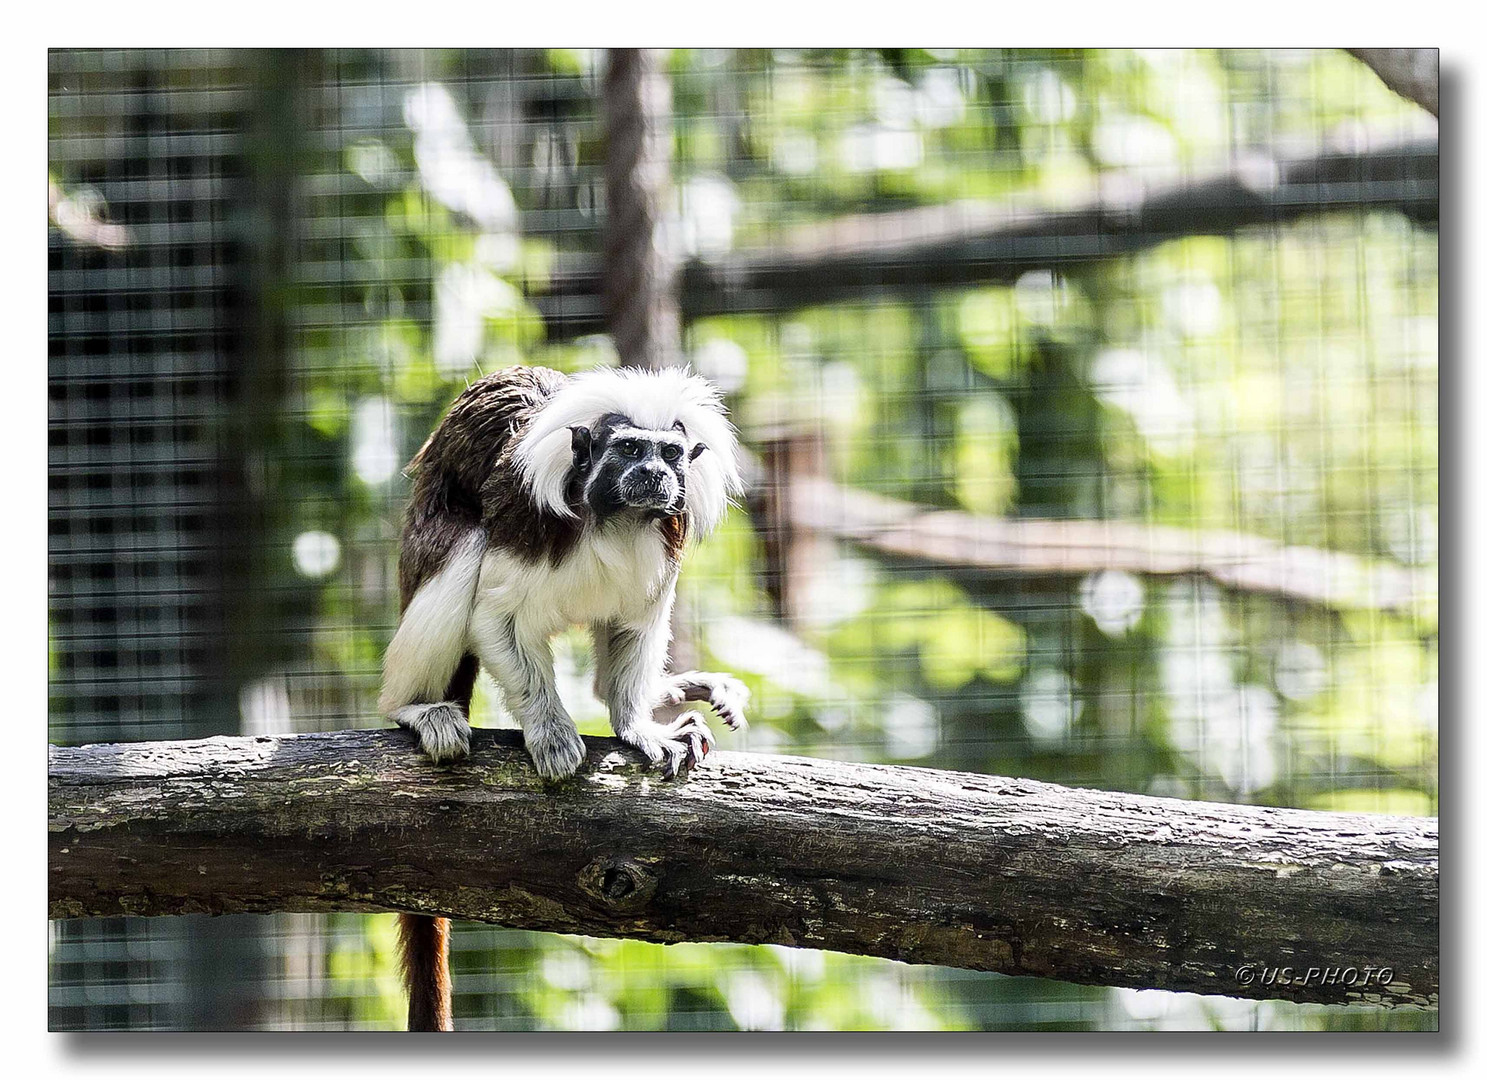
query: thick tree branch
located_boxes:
[534,138,1438,339]
[51,729,1436,1009]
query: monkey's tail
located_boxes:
[398,913,453,1031]
[392,654,479,1032]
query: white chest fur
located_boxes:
[472,522,676,636]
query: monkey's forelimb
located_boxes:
[596,613,715,777]
[473,613,586,781]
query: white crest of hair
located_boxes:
[515,365,743,536]
[378,529,486,715]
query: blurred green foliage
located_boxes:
[278,48,1436,1031]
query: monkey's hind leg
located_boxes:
[380,530,485,765]
[387,652,479,764]
[390,702,472,764]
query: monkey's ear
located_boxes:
[688,441,707,462]
[570,426,593,471]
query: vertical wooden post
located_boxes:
[752,427,829,628]
[602,49,681,371]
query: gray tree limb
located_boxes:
[533,138,1438,339]
[779,474,1433,617]
[50,729,1437,1010]
[1348,50,1440,117]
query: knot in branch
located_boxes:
[578,857,657,912]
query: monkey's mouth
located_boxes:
[621,477,679,511]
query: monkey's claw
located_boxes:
[707,678,749,731]
[660,711,714,777]
[660,671,750,731]
[626,711,714,778]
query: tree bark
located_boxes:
[50,729,1436,1010]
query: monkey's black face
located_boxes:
[569,413,706,521]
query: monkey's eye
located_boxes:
[618,439,641,457]
[661,444,682,463]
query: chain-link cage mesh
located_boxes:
[48,48,1438,1031]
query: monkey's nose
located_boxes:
[627,463,675,504]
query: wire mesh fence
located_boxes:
[48,47,1438,1031]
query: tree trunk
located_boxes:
[602,48,681,370]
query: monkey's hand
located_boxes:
[619,711,715,778]
[659,671,750,731]
[390,702,472,764]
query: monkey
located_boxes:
[378,363,750,1031]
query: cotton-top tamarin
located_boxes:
[379,364,749,1030]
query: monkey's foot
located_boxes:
[622,711,715,778]
[390,702,471,764]
[660,671,750,730]
[523,722,587,782]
